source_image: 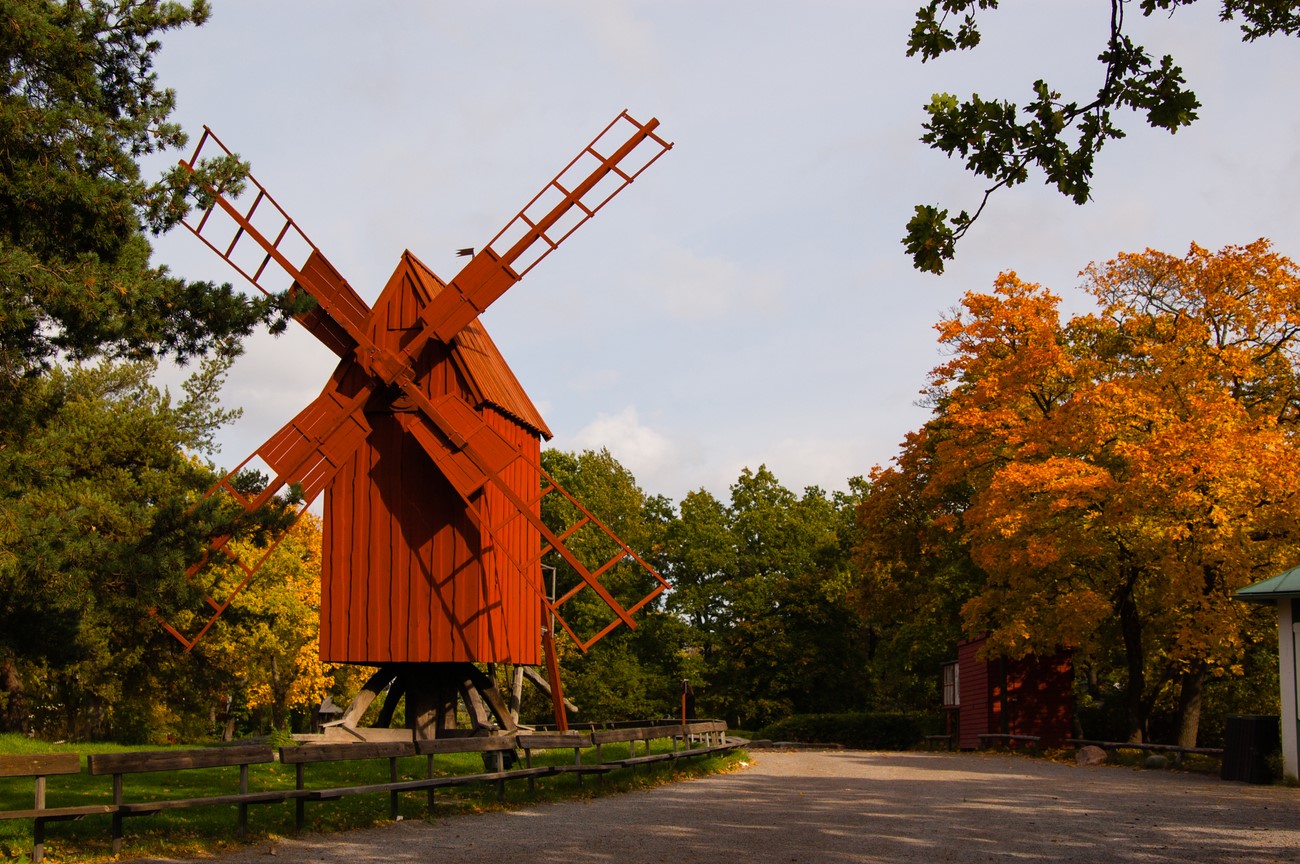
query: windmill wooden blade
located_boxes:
[154,362,376,651]
[179,127,373,357]
[472,460,671,652]
[393,394,520,501]
[406,111,672,353]
[531,469,670,651]
[253,362,376,503]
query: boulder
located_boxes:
[1076,745,1108,767]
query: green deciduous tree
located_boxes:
[539,448,683,720]
[903,0,1300,274]
[540,447,672,649]
[538,451,872,728]
[662,468,870,729]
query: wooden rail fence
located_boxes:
[1066,738,1224,767]
[0,720,734,861]
[976,733,1042,750]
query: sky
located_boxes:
[148,1,1300,506]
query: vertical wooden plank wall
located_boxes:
[317,254,545,666]
[1005,654,1074,747]
[320,421,539,664]
[957,638,990,749]
[484,407,543,666]
[955,636,1074,748]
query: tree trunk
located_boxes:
[1176,665,1207,749]
[1117,584,1147,742]
[269,655,282,732]
[0,658,25,733]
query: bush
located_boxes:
[756,712,940,749]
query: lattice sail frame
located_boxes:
[154,111,672,654]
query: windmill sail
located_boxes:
[161,112,672,669]
[408,111,671,349]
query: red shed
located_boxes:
[319,252,549,667]
[954,636,1073,749]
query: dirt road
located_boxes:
[140,750,1300,863]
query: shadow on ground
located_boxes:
[141,750,1300,864]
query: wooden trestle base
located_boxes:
[314,663,519,743]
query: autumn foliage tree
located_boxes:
[859,240,1300,743]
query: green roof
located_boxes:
[1236,566,1300,602]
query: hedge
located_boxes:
[756,712,940,750]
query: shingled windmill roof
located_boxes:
[403,251,552,440]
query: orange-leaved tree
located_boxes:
[860,240,1300,744]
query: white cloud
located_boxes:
[639,244,783,321]
[555,0,662,77]
[568,406,684,490]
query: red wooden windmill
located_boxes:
[155,111,673,739]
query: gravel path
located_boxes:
[138,750,1300,863]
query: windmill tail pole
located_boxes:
[541,624,568,732]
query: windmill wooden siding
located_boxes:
[955,636,1073,749]
[318,253,547,666]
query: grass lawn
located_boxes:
[0,734,747,863]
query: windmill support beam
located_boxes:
[509,665,526,725]
[322,664,518,742]
[520,666,579,715]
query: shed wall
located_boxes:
[955,636,1073,749]
[957,638,990,750]
[1003,654,1074,747]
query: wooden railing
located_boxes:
[1066,738,1223,767]
[977,733,1042,750]
[0,720,735,861]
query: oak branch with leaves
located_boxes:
[903,0,1300,274]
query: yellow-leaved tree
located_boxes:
[192,512,366,736]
